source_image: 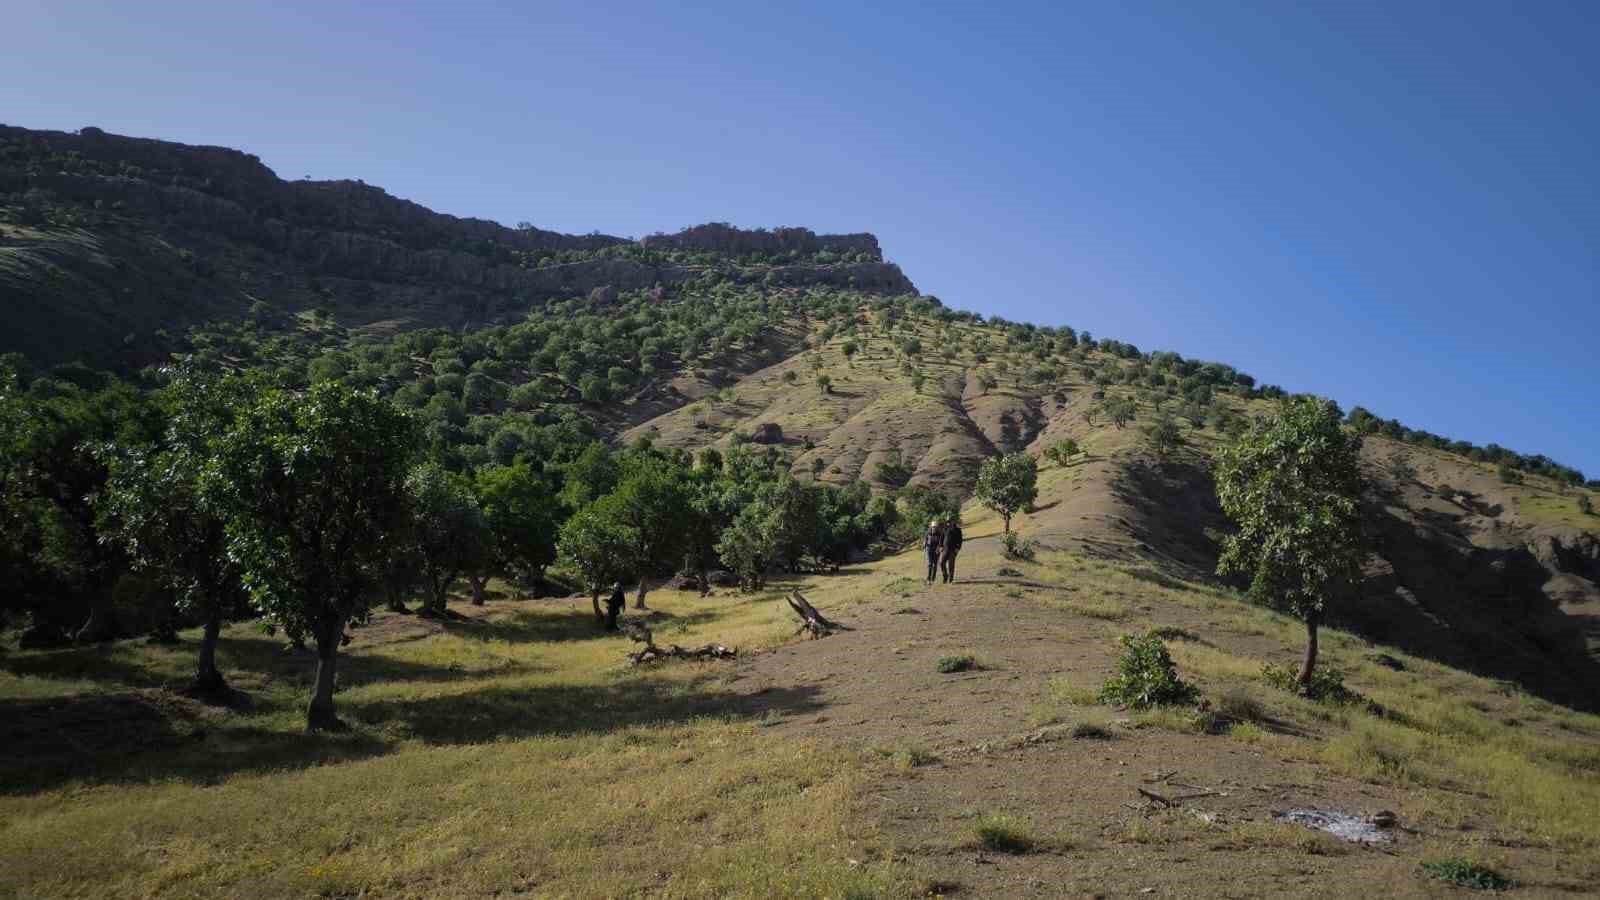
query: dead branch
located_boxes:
[621,619,735,665]
[1137,787,1174,807]
[787,590,844,638]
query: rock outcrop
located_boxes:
[0,124,915,367]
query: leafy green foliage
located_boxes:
[1143,412,1184,459]
[1261,663,1356,704]
[475,462,560,585]
[975,452,1038,533]
[936,654,977,673]
[1215,398,1364,684]
[198,380,415,729]
[1420,858,1510,891]
[973,814,1036,854]
[1043,439,1080,466]
[1098,633,1198,708]
[556,499,639,603]
[405,462,493,614]
[1000,531,1036,561]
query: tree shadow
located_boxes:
[1,671,827,796]
[354,678,825,746]
[450,607,722,644]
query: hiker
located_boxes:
[604,582,626,631]
[924,518,945,583]
[940,518,964,583]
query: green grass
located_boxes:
[972,813,1037,854]
[0,586,914,899]
[1420,857,1511,890]
[935,654,977,673]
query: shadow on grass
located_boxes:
[450,608,721,644]
[2,670,827,796]
[354,678,825,746]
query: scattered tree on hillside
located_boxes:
[557,501,638,626]
[975,452,1038,534]
[1143,412,1184,460]
[1043,438,1081,467]
[475,462,560,592]
[1214,397,1364,690]
[94,366,249,694]
[406,462,493,615]
[609,456,692,609]
[816,373,832,394]
[200,381,415,731]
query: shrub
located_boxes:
[973,814,1036,854]
[1261,663,1356,703]
[1580,494,1595,517]
[936,654,977,673]
[1420,857,1510,891]
[1000,531,1036,561]
[1099,633,1198,708]
[1043,439,1080,466]
[1497,463,1523,485]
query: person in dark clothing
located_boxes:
[924,519,945,583]
[940,520,964,583]
[604,582,626,631]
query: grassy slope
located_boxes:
[5,466,1599,897]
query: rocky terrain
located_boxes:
[0,124,912,366]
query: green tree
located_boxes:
[1214,397,1365,689]
[94,366,249,694]
[610,456,692,609]
[406,462,493,615]
[974,452,1038,533]
[475,462,560,591]
[1043,438,1080,467]
[841,340,859,366]
[557,499,638,624]
[816,373,833,395]
[1143,413,1185,460]
[200,382,416,731]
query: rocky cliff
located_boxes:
[0,124,915,367]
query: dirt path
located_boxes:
[715,541,1529,898]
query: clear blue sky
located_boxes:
[7,1,1597,475]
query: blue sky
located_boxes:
[7,1,1597,474]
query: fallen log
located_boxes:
[787,591,844,638]
[622,620,736,665]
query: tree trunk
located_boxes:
[306,624,343,732]
[591,589,604,623]
[1297,613,1320,687]
[468,574,487,606]
[633,575,648,610]
[190,612,226,695]
[386,587,408,614]
[1002,513,1012,534]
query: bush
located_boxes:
[1580,494,1595,517]
[1497,463,1524,485]
[973,814,1036,854]
[936,654,977,673]
[1261,663,1356,703]
[1000,531,1036,561]
[1420,857,1510,891]
[1099,633,1198,708]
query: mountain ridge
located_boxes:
[0,123,914,367]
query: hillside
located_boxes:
[0,124,913,367]
[3,124,1599,898]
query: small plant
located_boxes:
[936,654,977,673]
[1099,633,1198,708]
[1496,463,1524,485]
[1261,663,1356,703]
[1580,494,1595,516]
[1043,439,1081,466]
[973,813,1036,854]
[1069,721,1113,740]
[1420,857,1510,891]
[995,565,1024,577]
[1000,531,1036,561]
